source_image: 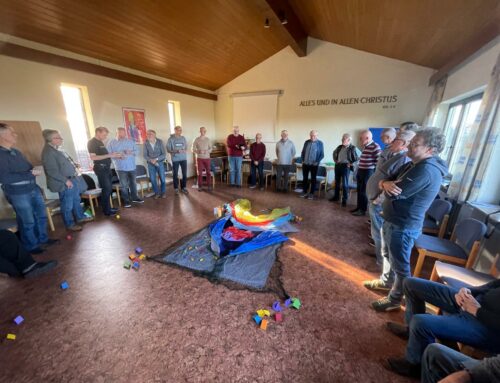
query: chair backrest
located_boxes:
[263,160,272,171]
[427,199,452,224]
[452,218,487,253]
[110,169,120,184]
[317,166,327,177]
[82,173,97,189]
[289,164,297,173]
[211,157,223,171]
[136,164,147,177]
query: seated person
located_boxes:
[421,343,499,383]
[384,277,500,378]
[0,229,57,278]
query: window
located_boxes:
[167,100,181,135]
[441,93,483,175]
[60,84,94,171]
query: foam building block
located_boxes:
[14,315,24,325]
[123,261,131,270]
[253,314,262,325]
[291,298,301,309]
[132,261,140,270]
[272,301,282,312]
[129,254,136,261]
[139,254,146,260]
[284,298,292,308]
[260,319,268,330]
[256,309,270,317]
[275,312,283,322]
[135,247,143,254]
[6,334,16,340]
[60,281,69,290]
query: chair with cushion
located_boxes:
[423,199,452,238]
[310,166,327,197]
[413,218,487,278]
[136,164,150,198]
[211,157,226,184]
[40,188,60,232]
[288,164,298,191]
[263,160,273,189]
[111,169,122,207]
[80,173,113,216]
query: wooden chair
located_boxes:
[41,188,59,232]
[288,164,298,191]
[80,174,114,216]
[423,199,452,238]
[136,164,151,198]
[314,165,328,197]
[263,160,273,189]
[111,169,122,207]
[413,218,487,278]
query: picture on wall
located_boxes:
[122,107,147,144]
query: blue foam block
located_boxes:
[60,281,69,290]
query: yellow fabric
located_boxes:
[232,199,290,223]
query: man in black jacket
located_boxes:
[330,133,358,206]
[385,277,500,378]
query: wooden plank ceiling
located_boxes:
[0,0,498,91]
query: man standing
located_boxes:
[275,130,296,192]
[0,123,57,253]
[107,127,143,207]
[192,126,212,192]
[87,126,122,216]
[249,133,266,190]
[300,130,324,200]
[362,129,416,292]
[330,133,359,206]
[371,128,448,312]
[144,129,166,199]
[42,129,93,232]
[167,125,189,195]
[226,126,246,188]
[351,130,381,216]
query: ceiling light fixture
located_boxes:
[264,18,270,28]
[279,11,288,25]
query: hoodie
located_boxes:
[166,135,188,162]
[382,156,448,230]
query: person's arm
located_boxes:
[249,144,256,161]
[333,147,338,163]
[42,151,68,186]
[191,139,198,155]
[207,139,212,154]
[383,167,430,200]
[262,143,266,160]
[317,141,324,163]
[467,354,500,383]
[301,142,306,160]
[143,143,150,161]
[469,279,500,295]
[166,138,174,154]
[157,141,166,162]
[291,142,296,159]
[352,146,359,163]
[0,160,33,184]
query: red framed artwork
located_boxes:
[122,108,147,144]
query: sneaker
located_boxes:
[154,194,160,200]
[352,210,366,216]
[175,189,180,195]
[181,188,189,195]
[249,185,257,189]
[371,297,401,312]
[104,211,117,217]
[42,238,60,247]
[132,199,144,204]
[23,260,58,278]
[363,279,392,292]
[386,322,409,340]
[349,208,359,213]
[299,193,308,198]
[67,225,83,232]
[161,193,167,199]
[386,357,421,378]
[124,203,132,208]
[307,194,315,200]
[78,217,94,223]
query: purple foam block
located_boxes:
[284,298,292,308]
[135,247,143,254]
[272,301,282,312]
[14,315,24,325]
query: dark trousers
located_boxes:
[403,277,500,364]
[276,164,292,191]
[173,160,187,190]
[421,343,478,383]
[0,229,36,277]
[356,168,374,212]
[334,163,350,202]
[94,165,113,214]
[302,164,318,194]
[250,161,264,187]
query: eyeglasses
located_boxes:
[409,141,426,148]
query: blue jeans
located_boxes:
[228,156,242,185]
[117,170,140,203]
[383,221,420,304]
[250,161,264,187]
[172,160,187,190]
[403,277,500,364]
[369,202,393,285]
[421,343,477,383]
[148,162,165,196]
[59,183,85,227]
[6,188,48,251]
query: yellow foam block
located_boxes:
[139,254,146,260]
[6,334,16,340]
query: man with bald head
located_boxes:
[226,126,246,188]
[331,133,359,206]
[300,130,324,200]
[275,130,296,192]
[351,129,381,216]
[192,126,212,191]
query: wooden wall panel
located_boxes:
[1,120,44,166]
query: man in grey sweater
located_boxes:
[167,125,189,195]
[275,130,296,192]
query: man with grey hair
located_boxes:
[331,133,359,206]
[399,121,419,132]
[371,128,448,312]
[42,129,93,232]
[378,127,397,164]
[363,129,416,292]
[275,130,296,192]
[300,130,324,200]
[108,127,143,207]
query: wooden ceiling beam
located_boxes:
[263,0,308,57]
[0,42,217,100]
[429,22,499,86]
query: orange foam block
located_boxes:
[260,319,268,330]
[128,254,136,261]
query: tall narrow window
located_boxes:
[167,100,181,135]
[60,84,93,171]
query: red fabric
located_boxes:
[250,142,266,162]
[197,158,211,187]
[226,134,246,157]
[222,226,255,241]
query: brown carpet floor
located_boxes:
[0,183,419,383]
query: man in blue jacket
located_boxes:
[300,130,324,200]
[372,128,448,312]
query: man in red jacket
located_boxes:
[226,126,246,188]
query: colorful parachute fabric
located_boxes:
[226,199,293,230]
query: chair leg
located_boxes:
[414,249,427,278]
[89,197,96,216]
[115,185,122,207]
[110,197,114,209]
[46,207,55,232]
[430,265,439,282]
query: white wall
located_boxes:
[0,54,215,217]
[215,37,435,157]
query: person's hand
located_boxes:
[66,179,74,189]
[382,180,402,196]
[150,159,157,165]
[254,161,258,166]
[454,287,472,306]
[438,370,471,383]
[31,169,42,176]
[110,152,123,159]
[460,294,481,316]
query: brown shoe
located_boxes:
[78,217,94,224]
[154,194,160,200]
[67,224,83,232]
